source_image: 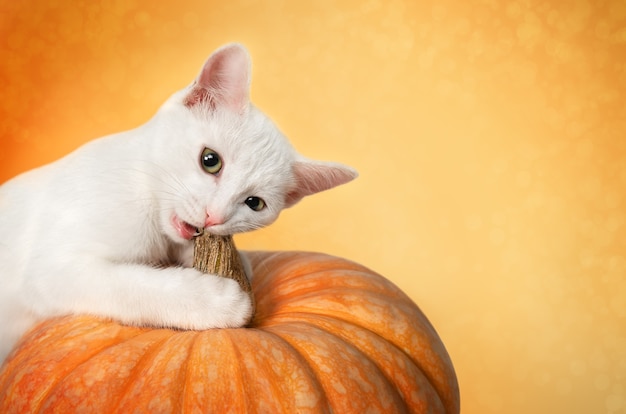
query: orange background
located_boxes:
[1,1,625,412]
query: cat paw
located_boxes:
[205,276,254,328]
[170,270,253,330]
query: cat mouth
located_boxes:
[170,214,203,240]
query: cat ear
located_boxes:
[184,43,251,113]
[285,160,358,208]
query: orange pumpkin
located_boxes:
[0,251,459,413]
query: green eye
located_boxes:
[200,148,222,175]
[245,196,265,211]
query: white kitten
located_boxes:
[0,44,357,362]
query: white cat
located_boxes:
[0,43,357,363]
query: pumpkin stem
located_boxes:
[193,232,255,326]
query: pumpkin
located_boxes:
[0,251,460,413]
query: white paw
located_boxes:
[161,269,253,330]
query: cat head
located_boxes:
[153,43,357,241]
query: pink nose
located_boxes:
[204,215,223,227]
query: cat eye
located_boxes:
[200,148,222,175]
[245,196,266,211]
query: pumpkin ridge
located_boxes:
[264,284,413,306]
[265,322,407,413]
[262,287,438,348]
[177,330,250,413]
[180,330,203,412]
[256,286,418,330]
[223,328,329,413]
[108,330,189,412]
[0,315,121,386]
[249,251,371,291]
[253,265,418,322]
[272,270,408,295]
[0,316,93,397]
[261,305,457,414]
[266,313,447,413]
[40,326,172,412]
[240,327,332,413]
[260,260,373,285]
[221,329,257,413]
[1,318,143,413]
[254,328,333,413]
[269,317,414,412]
[171,331,201,413]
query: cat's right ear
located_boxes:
[183,43,251,114]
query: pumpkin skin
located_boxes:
[0,251,460,413]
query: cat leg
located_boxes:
[25,260,253,330]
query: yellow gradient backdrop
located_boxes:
[1,1,625,413]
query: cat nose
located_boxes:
[204,215,224,227]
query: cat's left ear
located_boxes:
[184,43,251,113]
[284,160,358,208]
